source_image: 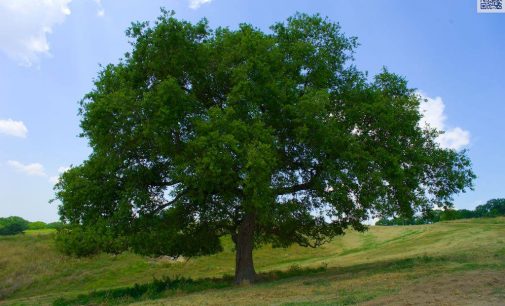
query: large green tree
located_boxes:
[54,11,474,284]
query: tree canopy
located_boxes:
[476,198,505,217]
[0,216,29,236]
[54,11,475,284]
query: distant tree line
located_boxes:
[0,216,62,236]
[3,198,503,235]
[376,198,505,226]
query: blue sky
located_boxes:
[0,0,503,222]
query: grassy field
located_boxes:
[1,218,504,305]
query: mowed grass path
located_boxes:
[1,218,504,305]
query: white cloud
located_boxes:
[49,166,70,184]
[189,0,212,9]
[7,160,70,184]
[8,160,46,177]
[0,0,72,66]
[94,0,105,17]
[418,92,470,150]
[419,94,445,131]
[0,0,105,65]
[57,166,70,173]
[0,119,28,138]
[438,127,470,151]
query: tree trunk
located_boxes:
[234,213,256,285]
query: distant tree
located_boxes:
[378,199,505,226]
[456,209,477,219]
[28,221,48,230]
[46,222,63,229]
[0,216,29,236]
[439,209,460,221]
[476,198,505,217]
[54,11,475,284]
[375,218,393,226]
[422,209,441,223]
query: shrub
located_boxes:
[53,276,231,305]
[46,221,63,229]
[28,221,48,230]
[0,216,29,235]
[55,224,128,256]
[55,226,102,256]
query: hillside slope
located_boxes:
[1,218,504,305]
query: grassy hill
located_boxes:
[1,218,504,305]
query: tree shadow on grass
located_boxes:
[53,265,327,306]
[52,254,487,306]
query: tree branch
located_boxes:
[159,180,180,187]
[154,189,188,213]
[274,165,321,195]
[274,180,314,195]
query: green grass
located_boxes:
[1,217,504,305]
[24,229,57,235]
